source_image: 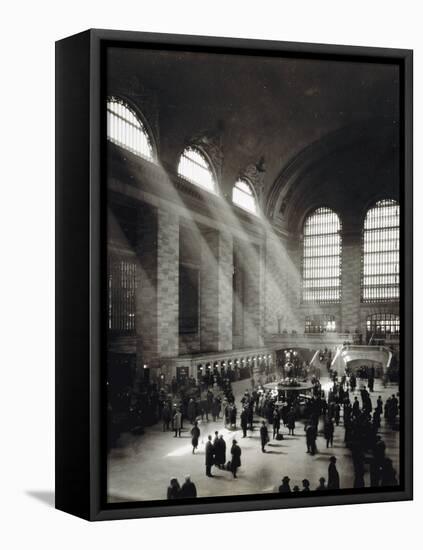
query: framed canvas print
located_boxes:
[55,29,413,521]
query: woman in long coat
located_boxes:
[328,456,340,489]
[173,410,182,437]
[287,408,296,435]
[324,417,334,448]
[214,434,226,468]
[191,421,200,454]
[230,439,241,478]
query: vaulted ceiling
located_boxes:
[107,45,400,232]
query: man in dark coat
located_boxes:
[187,398,197,424]
[260,421,269,452]
[205,435,215,477]
[352,396,360,418]
[272,408,281,439]
[191,421,200,454]
[240,407,248,438]
[328,456,340,489]
[230,439,241,478]
[180,475,197,498]
[324,417,335,448]
[214,434,226,469]
[305,423,317,455]
[278,476,291,493]
[162,403,171,432]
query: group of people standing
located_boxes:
[278,456,340,493]
[205,433,242,478]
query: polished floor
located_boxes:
[107,376,400,502]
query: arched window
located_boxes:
[107,97,154,161]
[302,207,342,303]
[366,313,400,342]
[362,199,399,302]
[232,178,258,215]
[177,147,217,193]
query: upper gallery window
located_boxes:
[107,97,154,161]
[177,147,217,193]
[362,199,399,302]
[302,207,342,303]
[232,179,258,215]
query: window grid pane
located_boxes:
[177,147,216,193]
[366,313,400,339]
[305,314,336,333]
[108,256,137,333]
[362,199,399,302]
[302,207,342,303]
[107,97,154,161]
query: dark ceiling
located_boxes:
[107,46,400,221]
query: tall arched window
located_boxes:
[107,97,154,161]
[362,199,399,302]
[232,179,258,215]
[302,207,342,303]
[177,147,217,193]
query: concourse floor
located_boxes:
[107,376,400,502]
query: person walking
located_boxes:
[180,475,197,498]
[260,421,269,452]
[287,408,296,436]
[205,435,215,477]
[305,422,317,455]
[191,421,200,454]
[173,409,182,437]
[162,403,171,432]
[187,398,197,424]
[324,417,334,448]
[328,456,340,489]
[240,407,248,438]
[272,408,281,439]
[230,439,241,478]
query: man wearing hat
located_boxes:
[278,476,291,493]
[328,456,340,489]
[205,435,215,477]
[316,477,327,491]
[230,439,241,478]
[180,475,197,498]
[260,421,269,452]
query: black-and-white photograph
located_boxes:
[105,46,402,504]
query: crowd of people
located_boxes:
[162,360,399,499]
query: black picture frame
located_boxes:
[55,29,413,521]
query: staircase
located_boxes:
[331,344,393,375]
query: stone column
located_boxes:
[135,205,179,377]
[341,230,362,333]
